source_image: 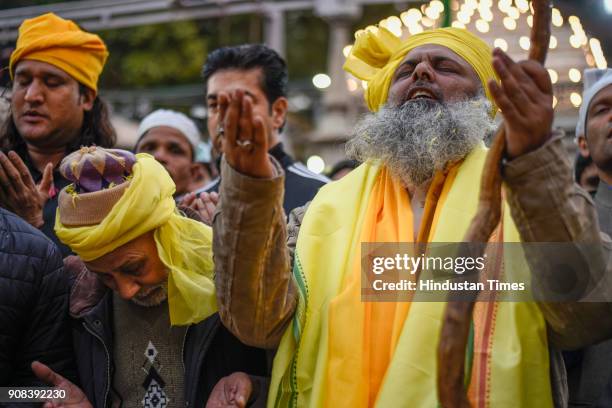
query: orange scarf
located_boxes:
[326,165,459,406]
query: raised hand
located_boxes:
[218,89,274,179]
[488,47,554,159]
[179,191,219,226]
[205,372,253,408]
[0,151,53,228]
[31,361,92,408]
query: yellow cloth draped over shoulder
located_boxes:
[55,154,216,326]
[268,27,551,407]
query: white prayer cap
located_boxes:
[136,109,201,154]
[576,68,612,139]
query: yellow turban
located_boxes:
[10,13,108,93]
[344,27,498,115]
[55,153,216,326]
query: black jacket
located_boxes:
[0,207,75,387]
[66,262,269,408]
[203,143,328,215]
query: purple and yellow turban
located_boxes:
[343,27,498,115]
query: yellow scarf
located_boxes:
[269,146,552,407]
[55,154,216,326]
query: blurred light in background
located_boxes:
[190,105,207,119]
[400,9,422,27]
[312,73,331,89]
[475,19,490,33]
[342,45,352,58]
[494,38,508,52]
[590,38,608,68]
[552,8,563,27]
[605,0,612,13]
[515,0,529,13]
[570,92,583,107]
[381,16,403,36]
[288,94,312,111]
[503,17,516,30]
[569,68,582,83]
[307,155,326,174]
[421,17,435,27]
[346,78,358,92]
[569,35,582,49]
[506,7,519,19]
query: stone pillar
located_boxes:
[307,15,362,168]
[264,8,285,58]
[324,20,352,107]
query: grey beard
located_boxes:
[131,282,168,307]
[346,97,496,187]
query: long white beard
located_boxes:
[346,97,496,187]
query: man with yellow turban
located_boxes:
[0,13,116,257]
[31,146,269,407]
[212,26,612,407]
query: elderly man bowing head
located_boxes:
[31,147,268,408]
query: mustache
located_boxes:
[399,81,444,106]
[131,283,168,307]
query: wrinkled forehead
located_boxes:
[396,44,480,82]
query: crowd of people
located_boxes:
[0,9,611,408]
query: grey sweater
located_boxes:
[111,292,187,408]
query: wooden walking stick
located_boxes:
[436,1,552,407]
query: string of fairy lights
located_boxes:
[311,0,609,111]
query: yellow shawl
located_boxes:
[269,145,552,407]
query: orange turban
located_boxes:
[10,13,108,93]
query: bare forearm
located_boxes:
[213,157,297,348]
